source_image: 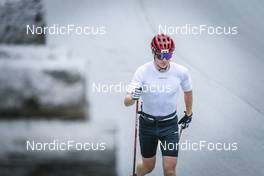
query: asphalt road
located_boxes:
[45,0,264,175]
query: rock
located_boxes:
[0,46,87,119]
[0,0,45,44]
[0,121,117,176]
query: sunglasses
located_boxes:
[156,52,173,60]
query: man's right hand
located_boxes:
[131,87,142,100]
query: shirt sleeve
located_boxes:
[180,68,192,92]
[127,67,143,93]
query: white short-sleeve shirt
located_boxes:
[128,61,192,116]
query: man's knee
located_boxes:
[164,166,175,176]
[142,157,156,173]
[163,156,177,176]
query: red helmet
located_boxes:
[151,33,175,54]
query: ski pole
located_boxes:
[179,124,184,139]
[132,100,139,176]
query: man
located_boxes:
[124,33,193,176]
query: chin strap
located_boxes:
[157,64,169,72]
[158,66,167,72]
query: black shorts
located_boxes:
[139,115,179,158]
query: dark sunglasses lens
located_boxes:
[160,53,172,60]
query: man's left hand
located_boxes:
[178,111,193,129]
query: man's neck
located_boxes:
[154,61,170,73]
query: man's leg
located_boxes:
[136,156,156,176]
[138,116,158,176]
[159,117,179,176]
[162,156,177,176]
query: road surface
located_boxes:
[45,0,264,175]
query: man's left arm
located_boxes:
[184,90,193,116]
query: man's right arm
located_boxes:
[125,66,143,107]
[124,93,135,106]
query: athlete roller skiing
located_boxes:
[124,33,193,176]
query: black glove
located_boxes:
[131,87,142,100]
[178,111,193,129]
